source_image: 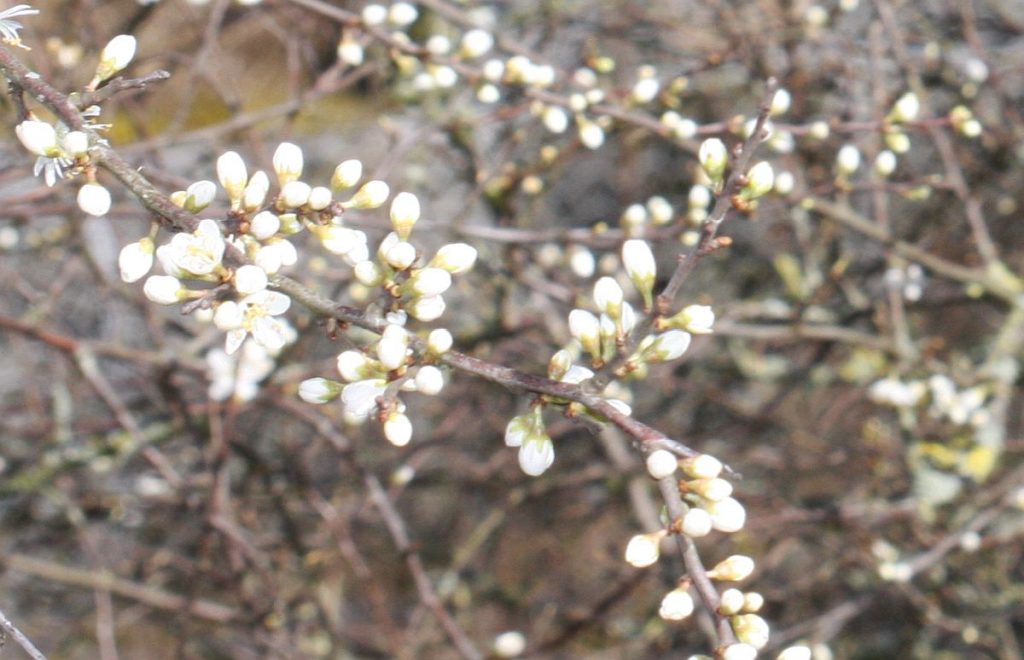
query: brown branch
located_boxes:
[0,605,47,660]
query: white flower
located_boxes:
[93,35,136,85]
[699,137,728,181]
[645,449,677,479]
[624,531,663,568]
[159,218,225,277]
[15,120,59,157]
[341,378,387,418]
[518,435,554,476]
[298,377,342,404]
[118,237,154,283]
[709,554,755,581]
[332,159,363,189]
[77,183,112,216]
[215,290,292,354]
[658,588,695,621]
[414,366,444,395]
[0,4,39,46]
[233,264,268,295]
[143,275,185,304]
[272,142,303,187]
[207,341,276,403]
[431,243,477,274]
[384,412,413,446]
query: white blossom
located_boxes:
[518,435,554,476]
[341,378,387,418]
[214,290,292,354]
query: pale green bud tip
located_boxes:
[504,414,531,448]
[427,328,453,355]
[389,191,420,239]
[492,631,526,658]
[624,531,663,568]
[658,588,695,621]
[15,120,58,156]
[593,276,624,316]
[732,614,770,650]
[384,412,413,446]
[95,35,137,83]
[777,646,812,660]
[77,183,112,216]
[298,377,342,404]
[622,239,656,298]
[721,643,758,660]
[698,137,728,181]
[709,554,755,581]
[744,161,774,199]
[272,142,303,186]
[645,449,677,479]
[143,275,185,305]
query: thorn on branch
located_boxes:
[72,70,171,108]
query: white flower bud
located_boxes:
[346,180,389,209]
[361,4,387,25]
[719,588,746,615]
[388,1,418,26]
[185,180,217,213]
[77,183,112,216]
[647,196,673,225]
[307,186,332,211]
[658,588,695,621]
[645,449,677,479]
[624,531,664,568]
[213,300,244,330]
[706,497,746,533]
[836,144,861,175]
[280,180,311,209]
[874,150,897,177]
[408,267,452,297]
[681,453,722,479]
[889,92,919,123]
[622,240,656,305]
[568,245,595,278]
[271,142,303,188]
[770,88,791,116]
[774,170,795,195]
[681,508,713,537]
[382,241,415,270]
[777,646,812,660]
[318,225,364,256]
[62,131,89,157]
[384,412,413,446]
[298,377,341,403]
[354,260,385,286]
[593,277,624,318]
[688,477,733,501]
[341,379,387,418]
[250,211,281,240]
[709,555,755,582]
[460,29,494,59]
[233,264,268,295]
[426,35,451,56]
[643,330,692,362]
[721,643,758,660]
[743,161,774,199]
[217,151,248,203]
[427,328,453,355]
[336,350,374,382]
[631,76,660,104]
[732,614,770,650]
[577,118,605,150]
[409,295,446,321]
[118,237,154,283]
[414,365,444,395]
[93,35,136,85]
[389,191,420,240]
[689,184,712,209]
[699,138,728,181]
[431,243,477,274]
[143,275,185,304]
[504,414,531,448]
[743,592,764,613]
[518,435,554,476]
[547,349,573,380]
[377,324,409,371]
[542,106,569,134]
[492,631,526,658]
[337,35,364,66]
[242,170,270,211]
[670,304,715,334]
[332,159,363,190]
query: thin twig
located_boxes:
[0,606,47,660]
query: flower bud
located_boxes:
[731,614,770,650]
[742,592,764,613]
[624,530,665,568]
[345,180,389,209]
[706,497,746,533]
[593,277,624,319]
[492,631,526,658]
[460,29,494,59]
[62,131,89,157]
[658,588,695,621]
[331,159,363,190]
[742,161,774,199]
[280,180,311,209]
[431,243,478,274]
[645,449,677,479]
[308,186,333,211]
[272,142,303,187]
[77,183,112,216]
[568,309,601,358]
[721,643,758,660]
[666,304,715,334]
[233,264,268,295]
[341,379,387,419]
[687,477,733,501]
[504,414,531,448]
[250,211,281,240]
[217,151,248,204]
[682,508,713,537]
[243,170,270,212]
[777,646,812,660]
[93,35,136,86]
[709,555,755,582]
[385,241,417,270]
[770,88,791,116]
[354,260,385,286]
[143,275,185,304]
[337,34,364,66]
[681,453,722,479]
[377,324,409,371]
[414,365,444,395]
[185,180,217,213]
[874,150,897,177]
[719,588,746,615]
[699,138,728,182]
[298,377,342,404]
[641,330,692,363]
[409,295,446,321]
[384,412,413,446]
[408,267,452,297]
[427,328,453,355]
[577,118,605,150]
[622,239,656,307]
[118,237,155,283]
[518,434,554,476]
[836,144,861,175]
[889,92,919,123]
[389,191,420,240]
